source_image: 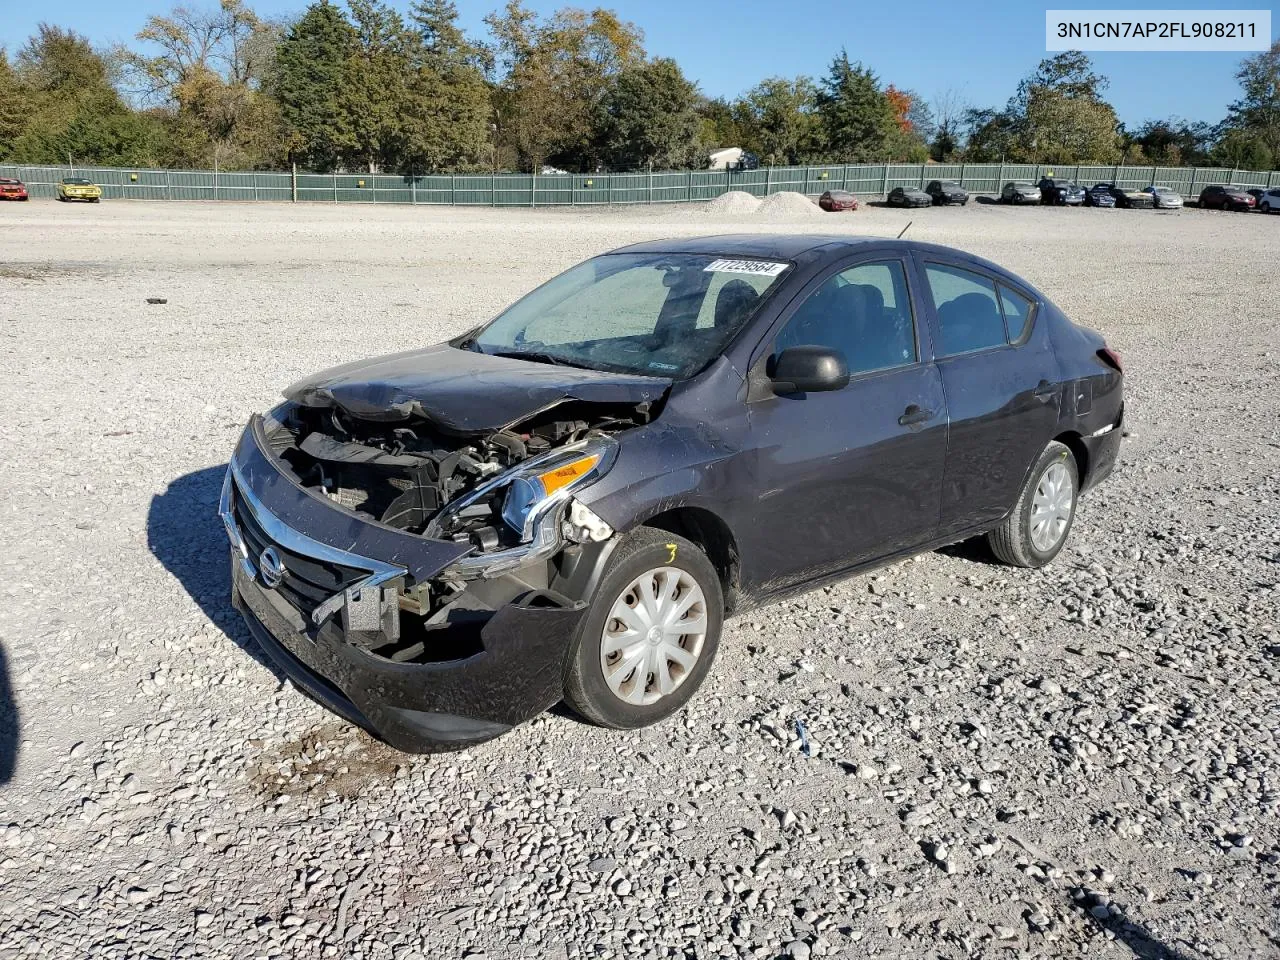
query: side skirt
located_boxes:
[731,524,995,617]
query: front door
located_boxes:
[742,255,949,592]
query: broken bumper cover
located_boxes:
[231,561,585,751]
[221,420,588,751]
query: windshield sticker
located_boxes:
[703,259,788,277]
[647,361,679,371]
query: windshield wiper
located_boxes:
[489,349,596,370]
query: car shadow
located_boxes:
[0,645,18,785]
[936,536,999,564]
[1065,887,1199,960]
[146,465,285,682]
[974,195,1003,205]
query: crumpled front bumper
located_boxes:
[231,559,585,751]
[221,419,588,751]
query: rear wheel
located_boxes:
[563,528,723,729]
[988,441,1078,568]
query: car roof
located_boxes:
[607,234,1020,273]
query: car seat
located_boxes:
[936,292,1004,355]
[714,279,760,329]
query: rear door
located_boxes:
[913,256,1062,537]
[741,253,948,589]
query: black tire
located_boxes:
[563,527,723,729]
[1262,202,1271,214]
[987,441,1079,568]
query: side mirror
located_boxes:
[770,345,850,395]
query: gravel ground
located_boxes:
[1,198,1278,960]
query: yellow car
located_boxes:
[56,177,102,202]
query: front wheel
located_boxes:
[988,441,1078,568]
[563,528,723,729]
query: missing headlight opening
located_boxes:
[265,400,634,549]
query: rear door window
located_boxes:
[923,264,1006,356]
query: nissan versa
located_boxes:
[221,235,1124,751]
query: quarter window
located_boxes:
[997,284,1035,342]
[774,260,917,376]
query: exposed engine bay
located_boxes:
[262,400,647,552]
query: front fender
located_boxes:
[576,418,744,536]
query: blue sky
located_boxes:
[1,0,1270,127]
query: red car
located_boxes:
[0,178,29,201]
[818,189,859,212]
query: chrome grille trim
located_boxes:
[219,459,406,627]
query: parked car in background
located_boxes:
[0,178,29,201]
[1142,186,1184,209]
[219,234,1124,750]
[56,177,102,202]
[925,180,968,205]
[1256,188,1280,213]
[1037,177,1084,205]
[1245,188,1266,205]
[1198,185,1256,211]
[1000,181,1041,204]
[887,186,932,208]
[818,190,859,212]
[1103,185,1154,209]
[1082,184,1118,208]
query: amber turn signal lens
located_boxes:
[537,454,601,496]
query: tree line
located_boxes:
[1,0,1278,174]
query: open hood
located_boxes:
[285,343,672,433]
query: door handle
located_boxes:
[1033,380,1058,403]
[898,404,934,426]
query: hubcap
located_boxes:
[1030,461,1073,552]
[600,566,707,706]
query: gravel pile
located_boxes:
[702,190,762,216]
[1,200,1278,959]
[756,191,822,219]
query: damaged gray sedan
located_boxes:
[222,235,1123,750]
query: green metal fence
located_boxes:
[5,161,1279,206]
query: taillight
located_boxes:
[1098,347,1123,373]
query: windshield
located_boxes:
[63,178,92,185]
[472,253,790,378]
